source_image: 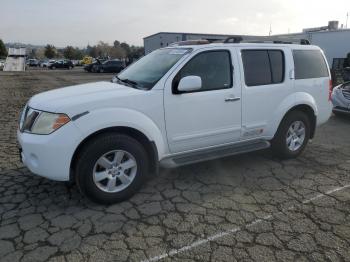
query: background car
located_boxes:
[27,59,40,67]
[40,59,56,68]
[93,59,125,73]
[84,59,106,72]
[48,60,74,70]
[331,81,350,115]
[72,60,82,66]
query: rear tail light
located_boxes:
[328,79,332,101]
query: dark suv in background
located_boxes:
[92,59,125,73]
[48,60,74,70]
[84,59,106,72]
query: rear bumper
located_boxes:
[17,123,83,181]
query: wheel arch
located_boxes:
[70,126,159,183]
[278,104,317,139]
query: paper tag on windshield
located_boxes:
[169,49,189,55]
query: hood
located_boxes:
[28,81,145,114]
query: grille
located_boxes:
[342,89,350,100]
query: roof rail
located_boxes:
[169,39,210,46]
[224,36,243,43]
[223,36,310,45]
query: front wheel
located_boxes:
[271,111,310,159]
[75,133,149,204]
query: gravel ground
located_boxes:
[0,68,350,262]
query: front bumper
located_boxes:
[17,122,83,181]
[333,106,350,114]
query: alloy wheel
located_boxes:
[286,120,306,151]
[93,150,137,193]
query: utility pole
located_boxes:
[269,24,272,36]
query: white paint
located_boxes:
[18,43,332,182]
[142,184,350,262]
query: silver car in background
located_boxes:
[331,82,350,115]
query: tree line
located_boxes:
[33,41,144,62]
[0,39,7,58]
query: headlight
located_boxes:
[20,107,70,135]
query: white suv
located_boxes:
[18,38,332,203]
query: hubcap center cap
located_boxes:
[109,166,121,176]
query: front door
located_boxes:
[164,49,242,153]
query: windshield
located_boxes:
[117,48,191,89]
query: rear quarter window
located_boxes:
[293,50,329,79]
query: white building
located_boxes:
[144,21,350,69]
[143,32,232,54]
[275,21,350,68]
[4,47,27,72]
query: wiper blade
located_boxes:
[122,78,138,86]
[115,76,138,87]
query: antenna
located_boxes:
[346,12,349,28]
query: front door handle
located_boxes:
[225,97,240,102]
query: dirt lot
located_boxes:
[0,68,350,262]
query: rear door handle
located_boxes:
[225,97,240,102]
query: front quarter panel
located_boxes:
[73,108,168,159]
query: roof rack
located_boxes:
[168,36,310,47]
[169,39,210,46]
[223,35,310,45]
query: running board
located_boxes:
[160,140,270,168]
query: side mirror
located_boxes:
[177,76,202,92]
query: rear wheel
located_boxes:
[75,133,149,204]
[271,111,310,159]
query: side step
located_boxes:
[160,140,270,168]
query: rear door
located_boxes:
[238,47,294,139]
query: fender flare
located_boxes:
[268,92,318,137]
[72,107,168,159]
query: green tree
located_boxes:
[113,40,120,48]
[73,48,84,60]
[44,44,56,59]
[89,46,98,58]
[63,46,75,60]
[120,42,131,56]
[0,39,7,58]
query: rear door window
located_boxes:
[242,50,284,86]
[293,50,329,79]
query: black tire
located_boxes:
[271,111,310,159]
[75,133,149,204]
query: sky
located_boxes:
[0,0,349,47]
